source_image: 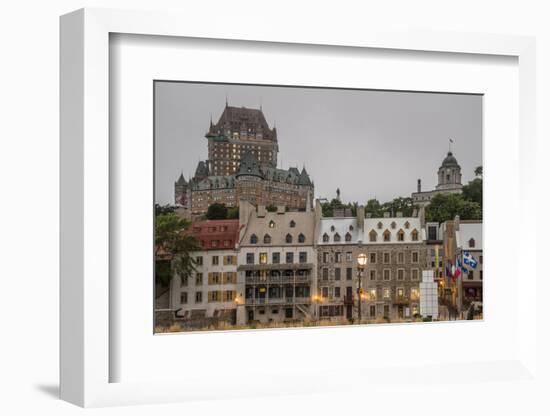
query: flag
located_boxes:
[452,258,461,280]
[463,251,478,269]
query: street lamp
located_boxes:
[356,253,368,324]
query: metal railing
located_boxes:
[245,275,312,284]
[245,297,311,305]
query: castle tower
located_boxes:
[174,173,189,206]
[205,104,278,176]
[435,151,462,191]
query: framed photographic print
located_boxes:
[60,7,540,409]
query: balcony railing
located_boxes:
[245,297,311,305]
[245,275,312,285]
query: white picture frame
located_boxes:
[60,8,539,408]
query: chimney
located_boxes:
[257,205,266,218]
[357,205,365,231]
[417,179,421,193]
[277,205,285,215]
[419,206,426,227]
[383,212,390,218]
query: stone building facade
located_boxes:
[412,150,464,207]
[170,219,243,326]
[236,200,317,324]
[174,104,314,214]
[315,202,428,322]
[361,216,427,320]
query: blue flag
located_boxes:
[463,251,478,269]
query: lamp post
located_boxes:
[356,253,368,324]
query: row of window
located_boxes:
[180,272,237,286]
[319,286,419,300]
[320,251,420,264]
[179,290,236,304]
[246,251,308,265]
[320,267,420,281]
[195,255,237,266]
[250,232,305,244]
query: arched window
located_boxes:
[404,221,410,229]
[322,233,329,243]
[469,238,475,248]
[383,229,391,242]
[411,229,419,241]
[345,232,352,242]
[250,234,258,244]
[263,234,271,244]
[334,233,341,242]
[269,220,275,228]
[286,234,293,244]
[377,222,383,230]
[397,229,405,241]
[391,221,397,229]
[298,233,306,243]
[369,230,377,242]
[289,220,296,228]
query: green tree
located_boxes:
[382,196,416,217]
[206,203,228,220]
[266,204,277,212]
[365,198,383,218]
[474,165,483,177]
[425,193,481,224]
[462,177,483,207]
[227,206,239,219]
[155,213,200,287]
[155,203,176,216]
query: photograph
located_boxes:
[154,81,483,333]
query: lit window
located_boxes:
[269,220,275,228]
[383,288,390,298]
[259,252,268,264]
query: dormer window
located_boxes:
[263,234,271,244]
[349,225,354,231]
[369,230,377,242]
[397,229,405,241]
[383,230,391,242]
[391,221,397,229]
[345,232,352,242]
[298,233,306,243]
[469,238,475,248]
[330,225,335,232]
[404,221,410,229]
[377,222,383,230]
[286,234,293,244]
[334,233,341,242]
[289,220,296,228]
[250,234,258,244]
[411,229,419,241]
[322,233,329,243]
[269,220,275,228]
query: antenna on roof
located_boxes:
[225,95,228,107]
[449,138,454,152]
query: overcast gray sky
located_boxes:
[154,82,482,205]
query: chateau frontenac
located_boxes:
[174,104,314,215]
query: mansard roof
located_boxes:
[207,105,277,142]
